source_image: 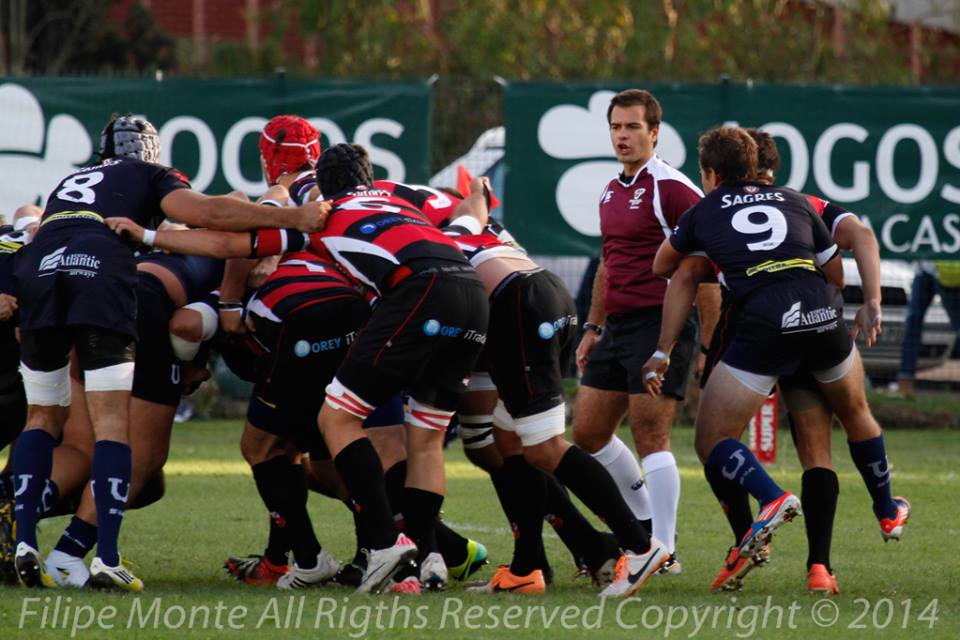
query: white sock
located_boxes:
[642,450,680,554]
[591,435,652,521]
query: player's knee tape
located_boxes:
[492,399,515,432]
[85,362,135,391]
[405,398,455,432]
[514,403,566,447]
[324,377,374,419]
[812,346,856,384]
[459,414,495,449]
[719,361,777,396]
[466,371,496,392]
[21,363,71,407]
[169,302,218,361]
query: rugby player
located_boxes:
[12,113,326,590]
[572,89,719,573]
[107,143,490,595]
[692,128,901,594]
[0,205,41,584]
[439,182,669,597]
[41,247,224,587]
[643,126,907,580]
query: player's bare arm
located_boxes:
[642,256,710,396]
[159,189,330,233]
[835,216,882,347]
[651,237,684,278]
[106,218,251,258]
[449,176,492,228]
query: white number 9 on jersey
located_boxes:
[731,205,787,251]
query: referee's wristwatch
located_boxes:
[582,322,604,337]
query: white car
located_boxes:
[842,258,956,376]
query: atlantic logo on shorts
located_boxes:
[37,246,66,273]
[781,301,839,332]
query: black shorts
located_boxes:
[337,270,488,411]
[247,296,372,456]
[722,283,852,377]
[131,272,181,406]
[485,269,577,418]
[581,305,698,399]
[16,222,138,338]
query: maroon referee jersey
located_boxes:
[599,155,702,313]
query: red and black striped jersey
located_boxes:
[372,180,461,227]
[442,219,527,268]
[252,188,471,296]
[246,250,362,322]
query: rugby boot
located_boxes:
[224,554,290,586]
[447,538,488,581]
[598,537,670,598]
[879,497,911,541]
[807,564,840,595]
[15,542,57,588]
[419,551,448,592]
[658,552,682,576]
[276,549,340,590]
[738,493,801,558]
[355,533,417,595]
[467,565,546,595]
[87,556,144,592]
[44,549,90,587]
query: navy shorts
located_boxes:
[337,270,489,412]
[485,269,577,418]
[721,283,852,377]
[581,305,698,399]
[131,272,181,406]
[16,221,137,338]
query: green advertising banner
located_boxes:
[505,82,960,259]
[0,77,431,214]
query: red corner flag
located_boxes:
[457,165,501,211]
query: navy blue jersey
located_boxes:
[136,251,225,303]
[42,157,190,229]
[670,182,837,302]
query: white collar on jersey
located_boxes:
[616,154,660,188]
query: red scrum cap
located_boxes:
[259,115,321,185]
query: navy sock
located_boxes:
[54,516,98,558]
[40,479,60,516]
[848,436,896,519]
[91,440,132,566]
[12,429,56,549]
[706,439,784,507]
[704,464,754,544]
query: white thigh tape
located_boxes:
[324,377,374,419]
[514,403,566,447]
[21,363,71,406]
[406,398,455,432]
[85,362,135,392]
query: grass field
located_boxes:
[1,421,958,639]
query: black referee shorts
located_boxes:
[581,306,698,399]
